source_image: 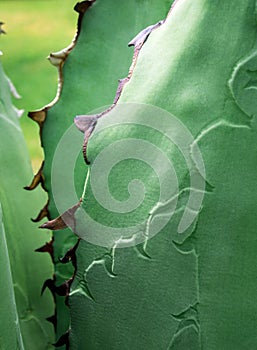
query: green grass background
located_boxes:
[0,0,77,170]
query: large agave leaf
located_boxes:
[31,0,172,341]
[63,0,257,348]
[0,58,54,349]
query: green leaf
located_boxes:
[36,0,172,340]
[68,0,257,348]
[0,58,54,349]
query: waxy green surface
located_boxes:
[69,0,257,349]
[40,0,172,342]
[0,61,54,349]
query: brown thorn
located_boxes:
[0,22,6,35]
[40,216,67,231]
[74,0,96,46]
[128,20,164,47]
[74,115,98,164]
[24,161,45,191]
[28,109,47,146]
[31,200,49,222]
[59,239,80,267]
[46,314,57,332]
[74,0,95,14]
[35,240,54,263]
[74,115,97,133]
[28,110,46,129]
[41,279,55,296]
[40,201,82,232]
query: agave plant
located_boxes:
[2,0,257,348]
[28,0,173,346]
[0,46,54,349]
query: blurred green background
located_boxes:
[0,0,78,170]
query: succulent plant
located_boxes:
[0,53,54,349]
[2,0,257,348]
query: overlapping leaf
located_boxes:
[32,0,257,348]
[0,59,54,349]
[69,0,257,348]
[32,0,173,342]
